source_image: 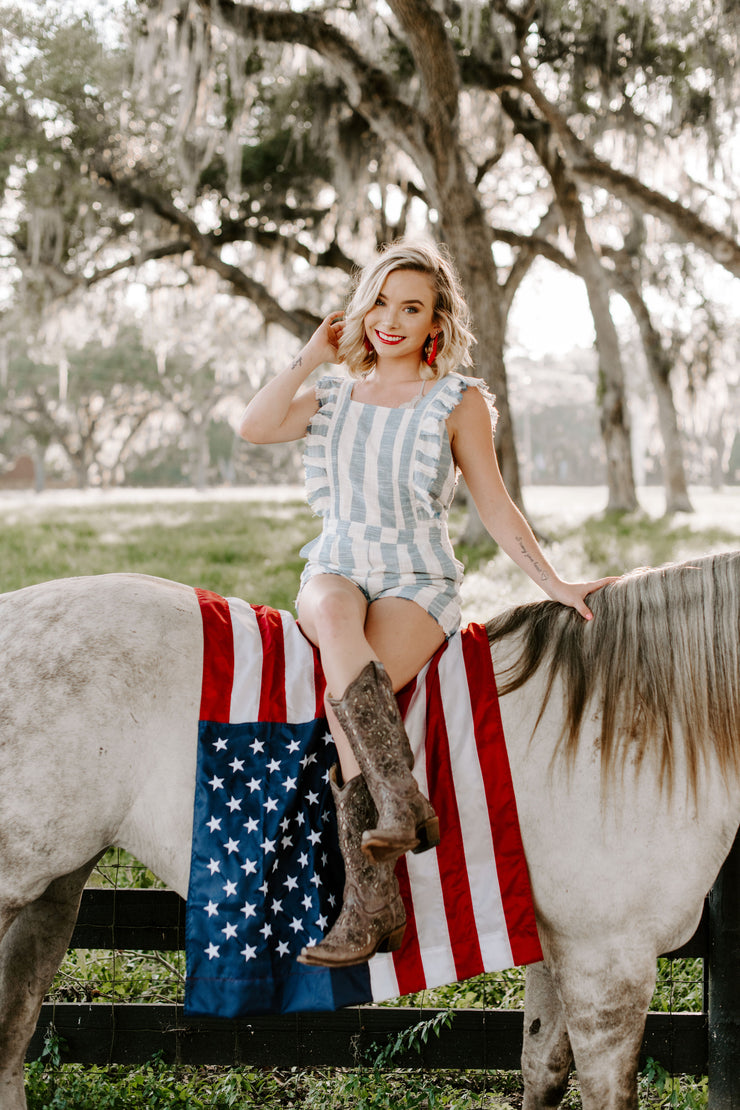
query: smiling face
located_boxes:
[363,269,438,365]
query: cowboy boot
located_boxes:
[328,660,440,864]
[297,766,406,967]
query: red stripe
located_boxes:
[461,624,543,966]
[253,605,287,722]
[422,651,485,982]
[195,588,234,722]
[390,855,425,994]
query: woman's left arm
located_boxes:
[448,386,617,620]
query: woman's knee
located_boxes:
[299,576,367,639]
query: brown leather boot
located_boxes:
[328,660,440,864]
[297,766,406,967]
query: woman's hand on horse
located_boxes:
[548,576,621,621]
[306,312,345,366]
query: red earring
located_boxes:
[424,333,439,365]
[364,335,374,353]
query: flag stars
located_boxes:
[229,756,245,773]
[306,790,319,805]
[298,853,309,869]
[223,880,238,897]
[308,830,322,846]
[213,737,229,751]
[204,901,219,917]
[267,758,281,774]
[276,940,290,956]
[316,913,328,930]
[302,894,313,911]
[208,775,224,791]
[283,776,297,792]
[226,796,243,813]
[284,875,298,891]
[287,739,301,754]
[281,835,293,850]
[207,859,220,876]
[263,797,279,813]
[261,837,276,855]
[240,859,257,876]
[250,738,265,755]
[240,902,257,919]
[243,817,259,834]
[221,922,238,940]
[260,923,272,939]
[246,777,262,793]
[205,943,220,960]
[224,838,240,855]
[241,943,258,962]
[289,917,304,934]
[206,816,222,834]
[300,753,317,769]
[271,898,283,915]
[310,874,322,889]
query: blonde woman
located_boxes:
[240,240,613,968]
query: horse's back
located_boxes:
[0,573,203,899]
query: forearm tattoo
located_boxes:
[289,354,304,372]
[515,535,549,582]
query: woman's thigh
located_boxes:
[364,597,446,690]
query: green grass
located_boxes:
[0,499,316,607]
[3,491,725,1107]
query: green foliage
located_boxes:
[640,1058,708,1109]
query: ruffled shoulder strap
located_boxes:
[425,372,499,433]
[313,374,345,409]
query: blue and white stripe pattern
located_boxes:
[299,373,497,637]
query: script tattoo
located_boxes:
[289,354,304,372]
[515,535,549,582]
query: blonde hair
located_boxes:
[337,240,476,380]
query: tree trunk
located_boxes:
[614,273,693,514]
[500,92,638,512]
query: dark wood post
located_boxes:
[708,828,740,1108]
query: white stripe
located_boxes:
[404,669,458,988]
[281,610,320,723]
[227,599,262,724]
[437,637,514,967]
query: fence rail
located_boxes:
[28,887,710,1075]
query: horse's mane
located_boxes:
[486,551,740,796]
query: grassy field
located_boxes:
[3,485,738,1108]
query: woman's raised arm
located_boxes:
[239,312,344,444]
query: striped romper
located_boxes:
[298,372,498,638]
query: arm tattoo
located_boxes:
[289,354,304,372]
[515,535,549,582]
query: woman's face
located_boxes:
[363,269,438,362]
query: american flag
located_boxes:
[184,590,542,1018]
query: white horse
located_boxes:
[0,552,738,1109]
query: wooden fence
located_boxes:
[27,835,740,1105]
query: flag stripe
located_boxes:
[438,635,513,969]
[196,589,234,722]
[462,623,542,966]
[229,600,261,723]
[424,658,485,983]
[254,605,287,722]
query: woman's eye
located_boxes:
[404,306,418,314]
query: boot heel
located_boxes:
[412,815,441,854]
[379,923,406,953]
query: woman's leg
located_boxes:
[297,574,372,781]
